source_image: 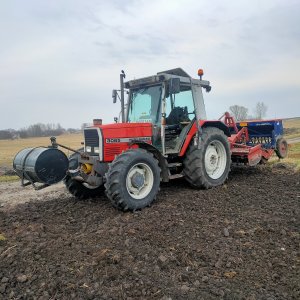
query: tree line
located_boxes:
[0,123,80,140]
[229,101,267,121]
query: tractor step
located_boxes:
[169,173,184,180]
[168,162,182,168]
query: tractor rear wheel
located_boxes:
[104,149,160,211]
[183,127,231,189]
[64,149,104,199]
[275,138,288,159]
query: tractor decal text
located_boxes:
[106,137,152,144]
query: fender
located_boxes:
[130,141,169,182]
[179,120,231,157]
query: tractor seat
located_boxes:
[166,107,189,125]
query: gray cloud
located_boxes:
[0,0,299,130]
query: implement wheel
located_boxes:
[64,150,104,199]
[183,127,231,189]
[275,138,288,159]
[105,149,160,211]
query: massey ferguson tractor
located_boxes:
[13,68,288,211]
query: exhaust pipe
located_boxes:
[120,70,126,123]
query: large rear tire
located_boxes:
[105,149,160,211]
[64,150,104,199]
[183,127,231,189]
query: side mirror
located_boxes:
[112,89,118,103]
[205,85,211,93]
[169,78,180,94]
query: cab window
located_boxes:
[128,85,162,125]
[165,85,195,124]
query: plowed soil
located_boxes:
[0,165,299,300]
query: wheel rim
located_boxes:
[126,163,154,200]
[204,140,227,180]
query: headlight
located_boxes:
[94,147,100,153]
[86,146,92,152]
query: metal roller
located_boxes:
[13,147,69,186]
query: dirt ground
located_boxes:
[0,165,299,300]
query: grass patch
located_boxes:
[0,133,83,168]
[0,234,6,241]
[269,142,300,171]
[0,175,19,182]
[283,117,300,129]
[288,142,300,161]
[285,133,300,139]
[283,118,300,139]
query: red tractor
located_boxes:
[13,68,288,211]
[62,68,233,210]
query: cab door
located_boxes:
[164,83,196,154]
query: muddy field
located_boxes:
[0,165,299,300]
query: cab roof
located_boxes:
[157,68,191,78]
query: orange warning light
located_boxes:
[197,69,204,76]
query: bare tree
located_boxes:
[254,102,267,119]
[229,105,248,121]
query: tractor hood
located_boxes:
[98,122,153,144]
[84,123,153,162]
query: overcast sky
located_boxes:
[0,0,299,130]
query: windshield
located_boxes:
[127,85,162,125]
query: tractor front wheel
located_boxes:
[64,175,105,199]
[105,149,160,211]
[183,127,231,189]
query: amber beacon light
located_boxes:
[197,68,204,80]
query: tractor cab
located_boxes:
[124,68,211,155]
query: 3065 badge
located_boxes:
[106,138,121,143]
